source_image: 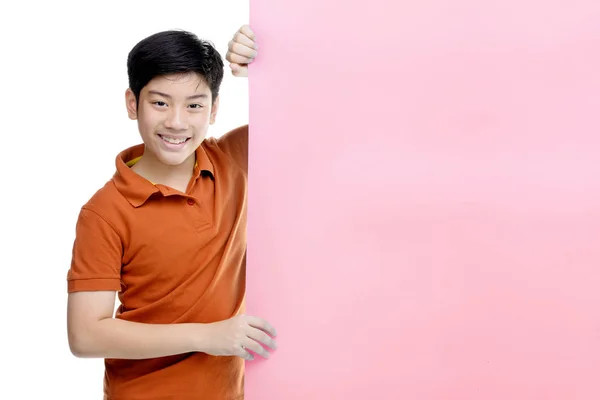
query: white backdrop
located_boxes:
[0,1,249,398]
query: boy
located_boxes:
[66,25,274,399]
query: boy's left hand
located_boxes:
[226,24,258,77]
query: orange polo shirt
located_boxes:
[67,125,249,400]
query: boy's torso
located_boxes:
[81,133,248,399]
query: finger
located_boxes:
[233,30,257,50]
[245,316,277,337]
[243,338,271,359]
[238,24,256,42]
[226,53,254,66]
[236,344,254,361]
[227,42,257,62]
[247,327,278,350]
[230,64,248,77]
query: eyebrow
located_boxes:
[148,90,209,100]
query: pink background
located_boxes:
[246,1,600,398]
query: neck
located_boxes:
[131,151,196,192]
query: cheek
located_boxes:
[138,114,161,134]
[191,113,211,127]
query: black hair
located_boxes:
[127,30,224,106]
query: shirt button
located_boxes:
[187,199,195,206]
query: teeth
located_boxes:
[161,135,187,144]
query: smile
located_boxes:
[158,134,191,145]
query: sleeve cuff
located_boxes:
[67,278,122,293]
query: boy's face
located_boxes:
[125,72,218,166]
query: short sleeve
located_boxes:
[67,208,123,293]
[216,124,248,173]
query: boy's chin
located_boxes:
[156,152,195,167]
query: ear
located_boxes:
[209,96,220,125]
[125,88,138,120]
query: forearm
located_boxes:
[70,317,210,360]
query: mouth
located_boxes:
[158,134,192,146]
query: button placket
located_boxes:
[184,196,211,232]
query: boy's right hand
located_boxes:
[200,315,277,361]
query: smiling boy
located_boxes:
[66,26,273,399]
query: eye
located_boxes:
[152,101,167,107]
[189,104,204,109]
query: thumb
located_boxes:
[230,63,248,77]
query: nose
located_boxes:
[164,107,188,130]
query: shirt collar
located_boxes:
[113,143,214,208]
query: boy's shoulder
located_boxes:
[78,143,145,227]
[205,124,248,173]
[203,124,248,152]
[79,178,132,225]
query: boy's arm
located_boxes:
[67,290,276,360]
[218,25,258,169]
[216,124,248,173]
[67,208,276,361]
[68,291,204,359]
